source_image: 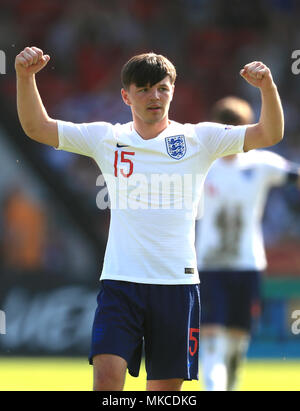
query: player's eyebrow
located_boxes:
[134,80,172,92]
[152,81,172,89]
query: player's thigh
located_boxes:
[89,280,145,378]
[93,353,127,391]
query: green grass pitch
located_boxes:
[0,357,299,391]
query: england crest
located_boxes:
[165,135,186,160]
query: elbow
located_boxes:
[262,125,284,147]
[21,118,58,147]
[23,126,41,142]
[270,127,284,146]
[269,117,285,145]
[277,131,284,143]
[21,119,50,143]
[267,134,283,147]
[19,118,40,141]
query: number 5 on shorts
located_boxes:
[189,328,200,356]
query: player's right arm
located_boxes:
[15,46,59,148]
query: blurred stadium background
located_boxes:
[0,0,300,391]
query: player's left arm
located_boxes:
[241,62,284,152]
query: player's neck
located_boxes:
[132,116,170,140]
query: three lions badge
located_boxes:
[165,135,186,160]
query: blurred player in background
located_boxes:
[15,46,284,391]
[196,96,300,391]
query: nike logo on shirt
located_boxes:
[116,143,129,148]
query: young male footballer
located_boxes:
[196,96,299,391]
[15,47,284,391]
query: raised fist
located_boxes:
[240,61,274,90]
[15,47,50,77]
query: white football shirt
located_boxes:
[56,119,246,284]
[196,150,289,271]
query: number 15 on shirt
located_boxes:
[114,151,135,178]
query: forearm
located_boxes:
[15,47,58,147]
[16,74,50,139]
[241,62,284,151]
[258,83,284,145]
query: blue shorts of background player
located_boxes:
[89,280,201,381]
[199,270,261,332]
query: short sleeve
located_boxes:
[56,120,113,158]
[194,122,246,161]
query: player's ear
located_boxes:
[121,88,131,106]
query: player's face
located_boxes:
[121,76,174,125]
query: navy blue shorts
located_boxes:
[199,270,261,332]
[89,280,201,380]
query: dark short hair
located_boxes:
[211,96,254,126]
[121,53,177,89]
